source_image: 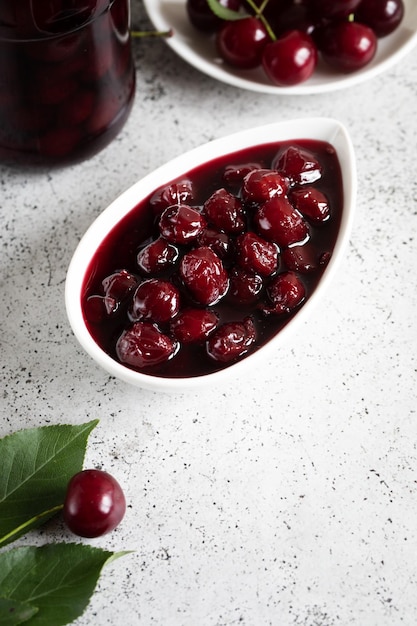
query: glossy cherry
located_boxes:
[137,237,179,274]
[207,317,256,362]
[236,231,278,277]
[242,168,289,204]
[150,179,195,216]
[203,187,245,234]
[290,187,330,223]
[159,204,206,244]
[116,322,176,368]
[197,228,231,259]
[180,246,229,305]
[319,21,377,72]
[261,271,306,315]
[170,307,219,343]
[262,30,318,87]
[254,196,309,247]
[102,269,137,302]
[273,144,322,184]
[63,469,126,538]
[216,17,269,69]
[355,0,404,38]
[130,278,180,323]
[228,267,264,303]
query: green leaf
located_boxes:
[0,597,39,625]
[206,0,243,21]
[0,544,129,626]
[0,420,99,548]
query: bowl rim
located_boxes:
[65,117,357,392]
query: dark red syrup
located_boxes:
[81,139,343,378]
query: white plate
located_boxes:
[66,118,356,392]
[142,0,417,94]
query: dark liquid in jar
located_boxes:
[0,0,135,166]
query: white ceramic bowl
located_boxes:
[65,117,356,392]
[143,0,417,95]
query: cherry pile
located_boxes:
[186,0,405,86]
[82,139,343,378]
[0,0,135,165]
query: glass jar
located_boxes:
[0,0,135,166]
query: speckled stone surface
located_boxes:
[1,3,417,625]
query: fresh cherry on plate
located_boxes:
[216,16,269,69]
[262,29,318,87]
[355,0,404,38]
[318,20,377,72]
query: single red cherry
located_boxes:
[180,246,229,305]
[216,17,269,69]
[242,168,289,204]
[170,307,219,343]
[207,317,256,362]
[116,322,177,368]
[149,179,195,216]
[86,270,137,316]
[203,187,245,234]
[261,271,306,315]
[355,0,404,38]
[102,269,137,302]
[137,237,179,274]
[197,228,231,259]
[290,187,330,223]
[63,469,126,538]
[319,21,377,73]
[235,231,279,276]
[273,145,322,184]
[228,267,264,303]
[262,30,318,87]
[130,278,180,323]
[159,204,206,244]
[254,196,309,247]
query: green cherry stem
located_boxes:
[244,0,276,41]
[131,29,173,39]
[0,504,64,549]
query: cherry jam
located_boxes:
[0,0,135,166]
[81,139,343,378]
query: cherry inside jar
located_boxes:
[81,139,343,378]
[0,0,135,166]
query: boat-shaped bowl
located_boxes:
[65,117,356,392]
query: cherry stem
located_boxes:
[244,0,276,41]
[131,29,173,39]
[0,504,64,549]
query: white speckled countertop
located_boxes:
[1,2,417,625]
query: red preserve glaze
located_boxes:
[81,139,343,378]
